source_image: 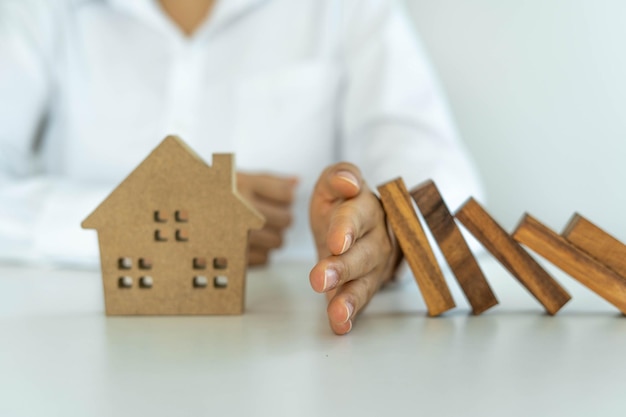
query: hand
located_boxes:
[309,163,401,335]
[237,172,299,266]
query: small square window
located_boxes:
[214,276,228,289]
[155,230,168,242]
[213,257,228,270]
[118,257,132,270]
[193,276,208,288]
[138,258,152,270]
[193,257,207,270]
[176,229,189,242]
[139,276,153,288]
[175,210,189,222]
[154,210,169,223]
[118,276,133,288]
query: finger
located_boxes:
[309,163,367,257]
[240,173,299,205]
[311,163,363,206]
[253,198,293,230]
[249,227,284,250]
[327,272,383,335]
[309,227,387,293]
[326,192,383,256]
[248,249,269,266]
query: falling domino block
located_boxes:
[410,180,498,315]
[378,178,455,316]
[455,198,571,315]
[513,214,626,314]
[561,213,626,278]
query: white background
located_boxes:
[406,0,626,240]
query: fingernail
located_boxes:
[336,170,359,189]
[340,234,353,254]
[344,301,354,323]
[323,267,339,292]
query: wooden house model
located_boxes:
[82,136,264,315]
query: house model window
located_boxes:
[193,256,229,289]
[118,276,133,288]
[116,257,155,289]
[154,210,189,242]
[175,229,189,241]
[175,210,189,222]
[81,136,265,315]
[214,257,228,269]
[118,257,133,270]
[193,257,207,269]
[193,276,208,288]
[139,258,152,270]
[154,230,168,242]
[214,276,228,289]
[154,210,168,223]
[139,276,153,289]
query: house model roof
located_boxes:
[82,135,264,231]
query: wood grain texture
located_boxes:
[514,214,626,314]
[562,213,626,278]
[378,178,455,316]
[410,180,498,314]
[455,199,570,315]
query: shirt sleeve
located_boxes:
[338,0,485,211]
[0,0,103,267]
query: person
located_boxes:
[0,0,484,334]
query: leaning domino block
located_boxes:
[562,213,626,278]
[513,214,626,314]
[411,180,498,315]
[455,198,571,315]
[378,178,455,317]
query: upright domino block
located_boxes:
[513,214,626,314]
[410,180,498,315]
[378,178,455,316]
[562,213,626,278]
[455,198,571,315]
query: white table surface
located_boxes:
[1,257,626,417]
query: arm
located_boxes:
[339,0,483,205]
[309,0,483,334]
[0,0,106,266]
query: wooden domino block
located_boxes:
[455,199,570,315]
[513,214,626,314]
[562,213,626,278]
[410,180,498,315]
[378,178,455,316]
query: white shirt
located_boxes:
[0,0,484,267]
